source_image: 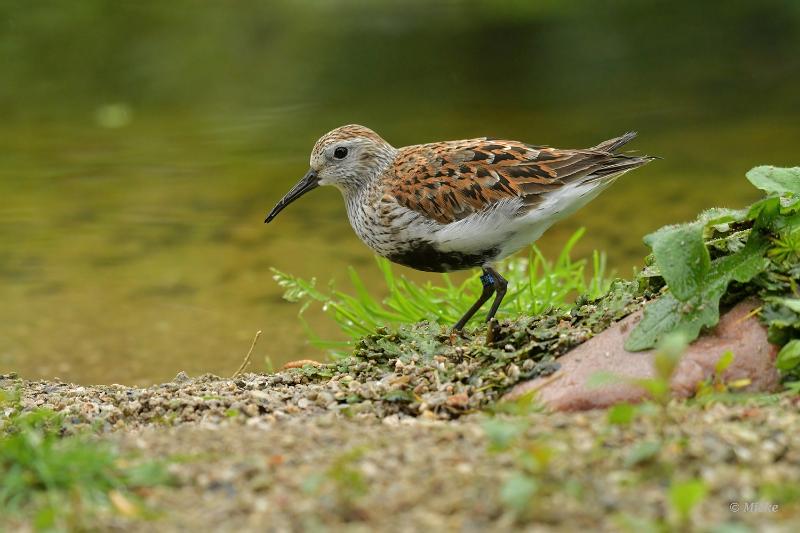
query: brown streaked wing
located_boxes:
[386,137,638,224]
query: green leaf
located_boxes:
[769,297,800,313]
[654,332,689,380]
[669,479,708,521]
[482,419,527,452]
[626,231,768,351]
[746,166,800,196]
[698,207,749,228]
[624,440,661,467]
[625,294,684,351]
[776,340,800,372]
[643,221,709,301]
[714,351,735,375]
[606,403,636,425]
[501,473,538,513]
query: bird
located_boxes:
[266,125,653,330]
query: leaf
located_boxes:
[501,473,538,513]
[625,294,684,351]
[669,479,708,521]
[482,419,527,452]
[624,440,661,467]
[655,332,689,379]
[607,403,636,425]
[776,340,800,372]
[643,221,709,301]
[746,166,800,196]
[714,351,735,375]
[698,207,749,228]
[769,297,800,313]
[626,231,769,351]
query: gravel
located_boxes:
[3,369,799,531]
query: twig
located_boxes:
[732,305,762,328]
[232,330,262,378]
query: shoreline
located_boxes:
[3,370,798,531]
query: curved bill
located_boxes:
[265,169,319,223]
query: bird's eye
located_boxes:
[333,147,348,159]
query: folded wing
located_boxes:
[387,133,652,224]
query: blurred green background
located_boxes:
[2,0,799,384]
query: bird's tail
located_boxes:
[591,131,639,153]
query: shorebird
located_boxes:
[266,125,653,330]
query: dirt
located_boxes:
[4,368,800,531]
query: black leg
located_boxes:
[453,268,496,330]
[484,267,508,323]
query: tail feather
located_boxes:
[591,131,638,153]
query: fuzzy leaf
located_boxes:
[626,233,768,351]
[501,474,538,513]
[746,166,800,196]
[643,221,709,301]
[669,479,708,520]
[607,403,636,425]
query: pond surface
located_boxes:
[2,1,799,385]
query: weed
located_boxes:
[627,165,800,353]
[669,478,708,527]
[0,389,171,530]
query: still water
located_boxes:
[1,1,799,384]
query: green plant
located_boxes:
[273,228,611,356]
[669,479,708,527]
[0,389,171,530]
[627,166,800,352]
[483,393,559,520]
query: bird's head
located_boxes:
[265,124,396,223]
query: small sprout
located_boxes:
[501,473,538,515]
[482,419,527,452]
[607,403,637,426]
[669,479,708,525]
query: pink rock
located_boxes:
[503,299,781,411]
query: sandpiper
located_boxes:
[266,125,653,330]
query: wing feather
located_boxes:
[387,134,652,224]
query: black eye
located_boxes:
[333,147,348,159]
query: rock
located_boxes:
[445,393,469,408]
[503,299,781,411]
[281,359,322,370]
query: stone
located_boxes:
[503,299,781,411]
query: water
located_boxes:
[2,1,799,385]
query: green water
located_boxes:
[2,1,799,385]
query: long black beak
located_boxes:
[265,169,319,223]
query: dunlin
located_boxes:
[266,125,653,330]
